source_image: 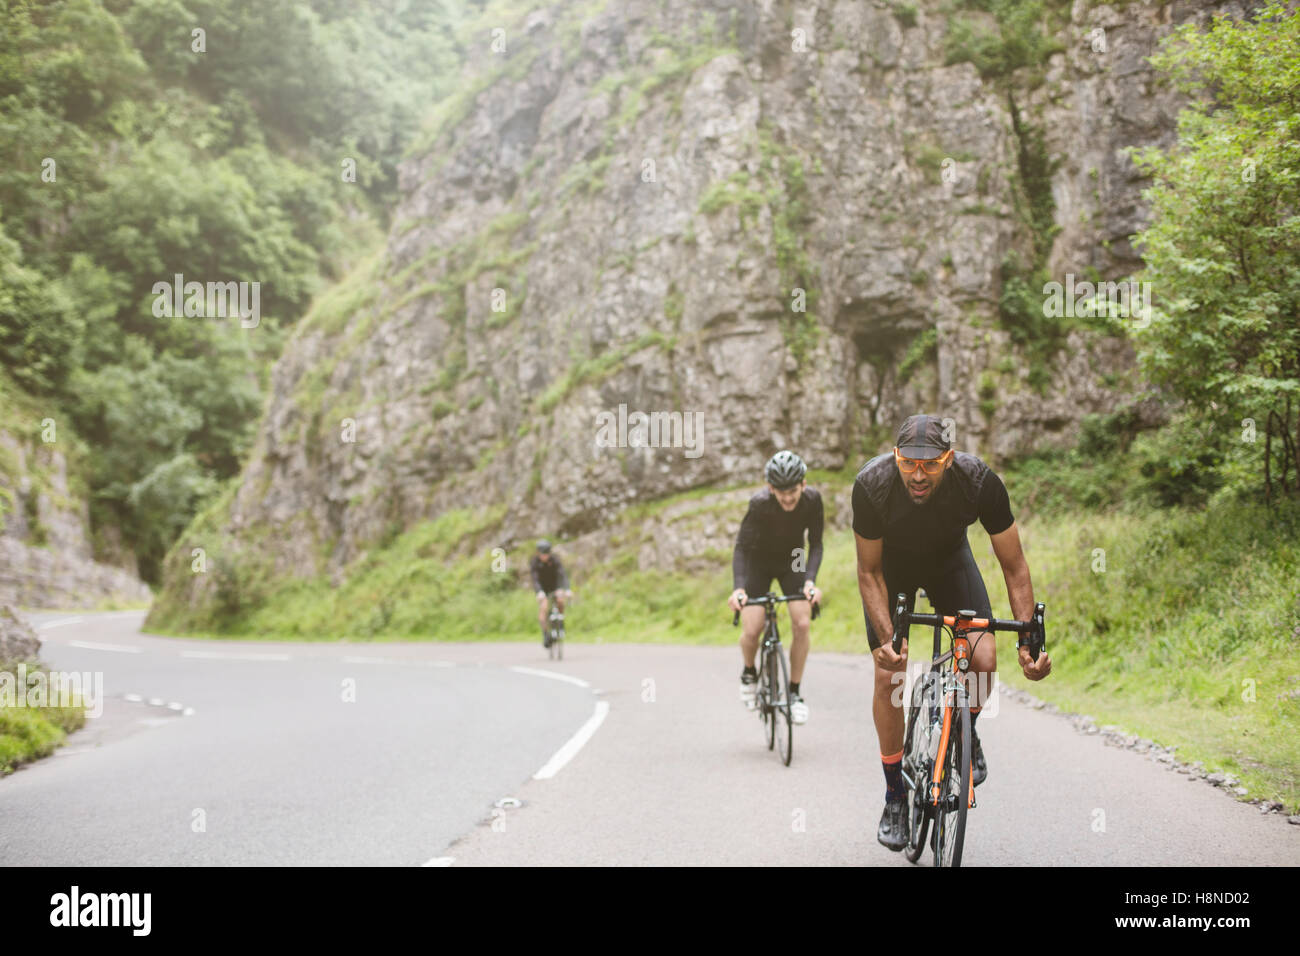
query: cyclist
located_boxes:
[726,450,823,725]
[530,540,571,648]
[853,414,1052,851]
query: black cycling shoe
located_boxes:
[971,728,987,787]
[877,797,910,852]
[541,630,552,648]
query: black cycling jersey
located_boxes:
[851,451,1013,556]
[530,554,569,593]
[732,487,825,590]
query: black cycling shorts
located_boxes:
[864,538,991,649]
[740,556,806,601]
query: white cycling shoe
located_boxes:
[790,694,809,725]
[740,672,758,709]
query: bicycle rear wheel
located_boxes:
[774,642,793,766]
[933,690,971,868]
[902,670,938,863]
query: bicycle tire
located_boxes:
[902,671,938,863]
[556,631,563,660]
[934,689,971,868]
[775,642,793,766]
[763,644,776,751]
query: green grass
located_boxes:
[0,666,87,774]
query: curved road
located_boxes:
[2,611,1295,866]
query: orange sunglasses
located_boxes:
[893,446,953,475]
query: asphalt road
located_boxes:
[2,611,1295,866]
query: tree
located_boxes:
[1130,1,1300,502]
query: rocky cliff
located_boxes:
[151,0,1245,622]
[0,401,151,609]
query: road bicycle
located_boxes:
[733,593,819,766]
[545,592,566,660]
[893,593,1045,867]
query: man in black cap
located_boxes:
[530,540,571,648]
[853,413,1052,852]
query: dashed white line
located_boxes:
[510,666,590,688]
[533,700,610,780]
[180,650,292,662]
[422,857,455,867]
[68,640,142,653]
[36,616,86,630]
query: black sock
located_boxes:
[971,709,980,734]
[742,665,757,678]
[882,753,905,802]
[789,681,800,696]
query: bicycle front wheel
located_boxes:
[902,670,938,863]
[934,690,971,868]
[761,647,776,751]
[774,643,792,766]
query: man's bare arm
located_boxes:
[990,520,1052,679]
[855,533,895,649]
[989,521,1034,624]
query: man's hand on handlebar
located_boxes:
[802,581,820,605]
[727,588,748,614]
[1019,644,1051,680]
[873,637,908,672]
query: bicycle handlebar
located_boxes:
[890,593,1045,661]
[732,592,821,626]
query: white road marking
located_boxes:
[148,698,164,707]
[342,655,391,664]
[533,701,610,780]
[37,616,86,630]
[180,650,292,662]
[422,857,455,867]
[510,666,589,688]
[68,640,142,653]
[124,693,143,703]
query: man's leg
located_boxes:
[738,604,765,667]
[738,603,765,708]
[554,592,567,614]
[787,595,812,685]
[871,551,917,851]
[537,593,550,643]
[786,596,812,723]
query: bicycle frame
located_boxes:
[895,597,1046,809]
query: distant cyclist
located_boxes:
[530,540,571,648]
[853,414,1051,852]
[726,451,824,724]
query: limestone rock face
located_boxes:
[0,605,40,664]
[154,0,1240,613]
[0,433,151,610]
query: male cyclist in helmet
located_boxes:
[726,450,824,724]
[530,540,571,648]
[853,414,1051,852]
